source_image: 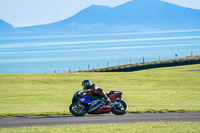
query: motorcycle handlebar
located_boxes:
[83,89,91,93]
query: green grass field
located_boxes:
[0,122,200,133]
[0,64,200,117]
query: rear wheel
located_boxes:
[69,102,87,116]
[111,99,128,115]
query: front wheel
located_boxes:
[111,99,128,115]
[69,102,87,116]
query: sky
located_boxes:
[0,0,200,27]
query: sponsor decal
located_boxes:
[81,98,85,102]
[103,106,111,110]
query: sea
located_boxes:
[0,29,200,73]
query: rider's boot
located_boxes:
[104,95,111,105]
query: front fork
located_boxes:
[75,101,85,110]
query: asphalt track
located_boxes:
[0,112,200,128]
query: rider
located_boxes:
[82,80,111,112]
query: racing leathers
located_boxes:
[84,84,111,112]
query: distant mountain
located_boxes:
[1,0,200,35]
[58,0,200,30]
[0,19,15,33]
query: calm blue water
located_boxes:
[0,29,200,73]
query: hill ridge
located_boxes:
[1,0,200,35]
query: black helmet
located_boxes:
[82,80,91,90]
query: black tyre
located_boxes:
[69,102,87,116]
[111,99,128,115]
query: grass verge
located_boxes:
[0,122,200,133]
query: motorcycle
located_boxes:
[69,89,128,116]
